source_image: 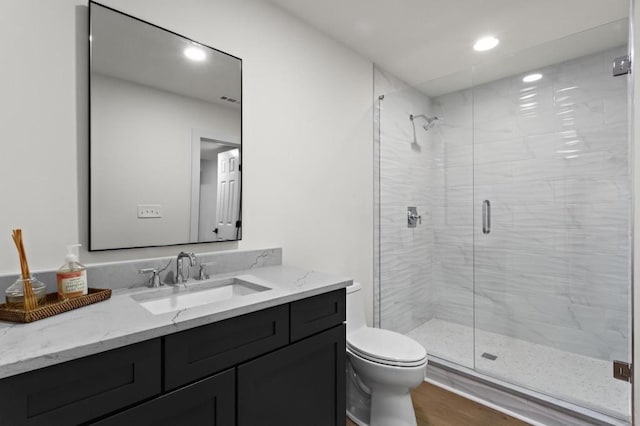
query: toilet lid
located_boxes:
[347,328,427,367]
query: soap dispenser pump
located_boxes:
[57,244,88,300]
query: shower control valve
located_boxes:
[407,207,422,228]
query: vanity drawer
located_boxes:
[290,288,345,342]
[0,339,161,426]
[164,304,289,390]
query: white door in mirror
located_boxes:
[216,149,241,239]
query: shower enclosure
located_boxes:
[374,19,632,423]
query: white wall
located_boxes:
[91,73,240,249]
[0,0,374,321]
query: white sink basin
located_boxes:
[132,277,271,315]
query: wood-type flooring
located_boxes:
[345,381,529,426]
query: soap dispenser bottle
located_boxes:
[57,244,88,300]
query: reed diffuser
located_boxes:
[5,229,46,310]
[0,230,111,322]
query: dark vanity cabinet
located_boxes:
[0,289,346,426]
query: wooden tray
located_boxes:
[0,288,112,323]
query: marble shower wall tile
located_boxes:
[430,90,475,333]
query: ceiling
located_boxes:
[91,3,241,107]
[268,0,629,95]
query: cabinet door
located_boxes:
[91,369,235,426]
[237,324,345,426]
[0,339,161,426]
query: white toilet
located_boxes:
[346,282,428,426]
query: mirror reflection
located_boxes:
[89,2,242,250]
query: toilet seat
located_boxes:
[347,328,427,367]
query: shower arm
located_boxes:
[409,113,439,130]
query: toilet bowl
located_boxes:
[346,282,427,426]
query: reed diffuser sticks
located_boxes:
[11,229,37,310]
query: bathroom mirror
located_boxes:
[89,2,242,250]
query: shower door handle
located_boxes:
[482,200,491,234]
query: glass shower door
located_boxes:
[374,67,475,369]
[472,26,632,420]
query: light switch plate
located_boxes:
[137,204,162,218]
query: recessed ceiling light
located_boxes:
[522,73,543,83]
[184,45,206,61]
[473,36,499,52]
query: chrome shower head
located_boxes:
[423,116,439,130]
[410,113,439,131]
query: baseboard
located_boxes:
[426,357,630,426]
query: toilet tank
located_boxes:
[346,282,366,334]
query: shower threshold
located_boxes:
[407,319,630,424]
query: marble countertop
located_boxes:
[0,265,351,379]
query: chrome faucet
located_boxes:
[175,252,197,284]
